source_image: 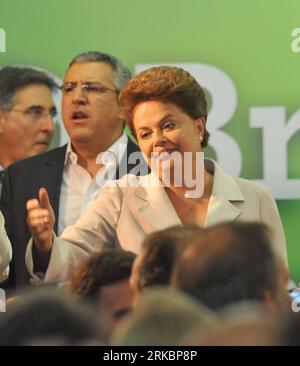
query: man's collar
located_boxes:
[64,131,128,166]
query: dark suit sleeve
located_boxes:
[0,146,67,290]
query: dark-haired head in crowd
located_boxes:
[130,224,203,304]
[172,222,290,313]
[69,249,136,329]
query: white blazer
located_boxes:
[26,160,288,284]
[0,211,12,282]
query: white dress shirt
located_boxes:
[58,132,128,235]
[0,210,12,282]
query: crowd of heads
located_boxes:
[0,220,296,346]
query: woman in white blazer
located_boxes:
[0,210,12,282]
[26,66,288,284]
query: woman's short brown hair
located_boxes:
[119,66,210,148]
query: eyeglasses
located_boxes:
[59,82,118,95]
[9,106,58,123]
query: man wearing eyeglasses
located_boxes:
[0,67,57,191]
[0,52,144,291]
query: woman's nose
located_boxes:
[154,131,167,146]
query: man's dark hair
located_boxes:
[138,224,203,290]
[0,66,57,110]
[172,222,280,310]
[69,249,136,301]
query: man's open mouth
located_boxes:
[71,111,89,120]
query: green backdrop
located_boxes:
[1,0,300,280]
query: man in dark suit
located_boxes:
[0,51,145,291]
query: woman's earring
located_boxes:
[199,135,203,142]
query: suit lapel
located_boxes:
[38,145,67,233]
[205,196,242,226]
[134,174,181,230]
[205,159,244,227]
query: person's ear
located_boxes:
[195,117,205,138]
